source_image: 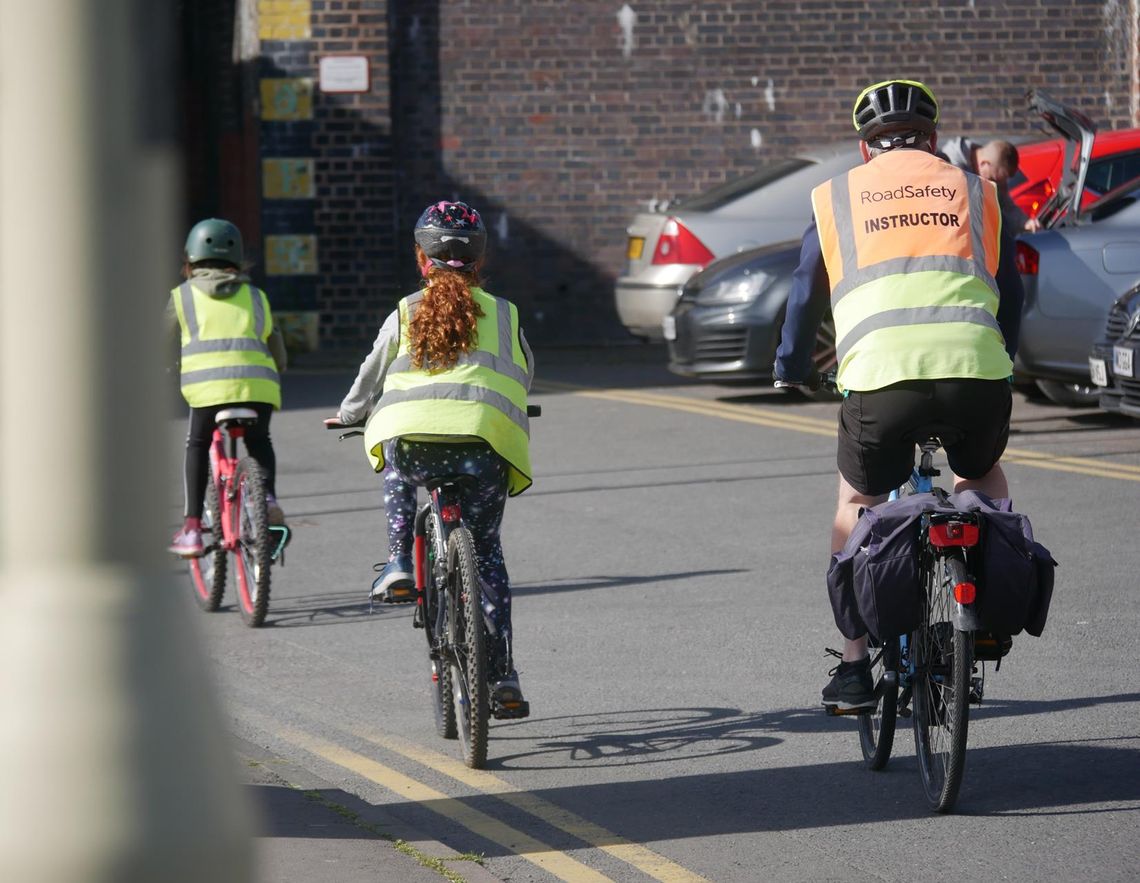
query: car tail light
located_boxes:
[1017,180,1054,218]
[953,581,977,604]
[1015,241,1039,276]
[651,217,716,267]
[928,521,979,548]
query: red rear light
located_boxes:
[953,581,977,604]
[1015,241,1039,276]
[651,217,716,267]
[441,504,462,524]
[928,522,980,548]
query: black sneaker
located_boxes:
[821,656,875,712]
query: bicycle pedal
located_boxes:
[823,704,874,717]
[491,700,530,720]
[383,585,417,604]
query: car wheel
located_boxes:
[803,312,841,402]
[1034,379,1100,407]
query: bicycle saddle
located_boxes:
[425,474,479,492]
[215,407,259,427]
[906,424,964,449]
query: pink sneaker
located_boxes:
[168,526,204,558]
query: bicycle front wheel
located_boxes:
[233,458,272,628]
[189,468,227,611]
[446,527,488,768]
[912,554,973,812]
[858,637,899,770]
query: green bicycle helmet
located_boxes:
[852,79,939,141]
[184,218,243,266]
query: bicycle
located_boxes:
[330,405,540,769]
[791,373,1003,813]
[187,408,290,627]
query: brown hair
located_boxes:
[408,244,484,370]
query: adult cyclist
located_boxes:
[773,80,1025,712]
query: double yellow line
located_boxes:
[277,724,709,883]
[536,381,1140,483]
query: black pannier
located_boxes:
[826,491,1056,642]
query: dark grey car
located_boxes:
[665,239,833,382]
[1089,281,1140,419]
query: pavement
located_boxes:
[236,737,502,883]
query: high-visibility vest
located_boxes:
[364,287,533,496]
[171,281,281,408]
[812,149,1014,392]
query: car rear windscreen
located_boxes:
[676,159,815,212]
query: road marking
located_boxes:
[279,728,614,883]
[534,382,1140,482]
[353,727,712,883]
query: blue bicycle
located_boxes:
[854,436,1002,813]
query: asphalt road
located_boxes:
[173,345,1140,883]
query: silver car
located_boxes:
[615,144,861,339]
[1016,91,1140,405]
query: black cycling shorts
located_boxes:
[836,378,1012,496]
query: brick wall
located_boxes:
[228,0,1140,349]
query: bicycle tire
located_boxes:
[233,457,272,628]
[446,527,488,768]
[912,553,972,812]
[425,516,457,740]
[858,637,899,770]
[189,469,227,611]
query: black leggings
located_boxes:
[183,402,276,518]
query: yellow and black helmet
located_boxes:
[852,80,939,141]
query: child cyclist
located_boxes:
[167,218,287,557]
[326,201,535,713]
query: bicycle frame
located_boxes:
[206,425,244,553]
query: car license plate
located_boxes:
[626,237,645,260]
[662,315,676,341]
[1113,345,1134,378]
[1089,357,1108,387]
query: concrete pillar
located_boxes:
[0,1,253,880]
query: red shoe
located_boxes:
[168,526,204,558]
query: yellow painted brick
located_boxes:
[265,235,319,276]
[259,78,313,121]
[263,158,315,199]
[258,0,311,40]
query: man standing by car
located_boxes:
[939,135,1043,232]
[772,79,1025,711]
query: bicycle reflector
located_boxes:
[441,503,462,524]
[928,521,980,548]
[953,581,977,604]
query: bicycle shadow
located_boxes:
[488,706,843,770]
[259,591,416,629]
[972,691,1140,721]
[511,569,748,597]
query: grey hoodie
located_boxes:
[165,268,287,374]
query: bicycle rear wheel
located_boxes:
[912,554,972,812]
[446,527,488,768]
[425,516,457,740]
[233,457,272,628]
[858,637,899,770]
[189,469,226,611]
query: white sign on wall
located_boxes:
[318,56,370,93]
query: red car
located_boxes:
[1011,127,1140,219]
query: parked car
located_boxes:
[616,144,861,339]
[665,239,815,381]
[1088,283,1140,419]
[1015,91,1140,404]
[1011,127,1140,220]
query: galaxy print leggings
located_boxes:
[383,438,514,671]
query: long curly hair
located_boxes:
[408,244,485,371]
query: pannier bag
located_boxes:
[826,491,1056,642]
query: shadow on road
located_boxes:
[511,569,748,597]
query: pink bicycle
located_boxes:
[187,408,290,627]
